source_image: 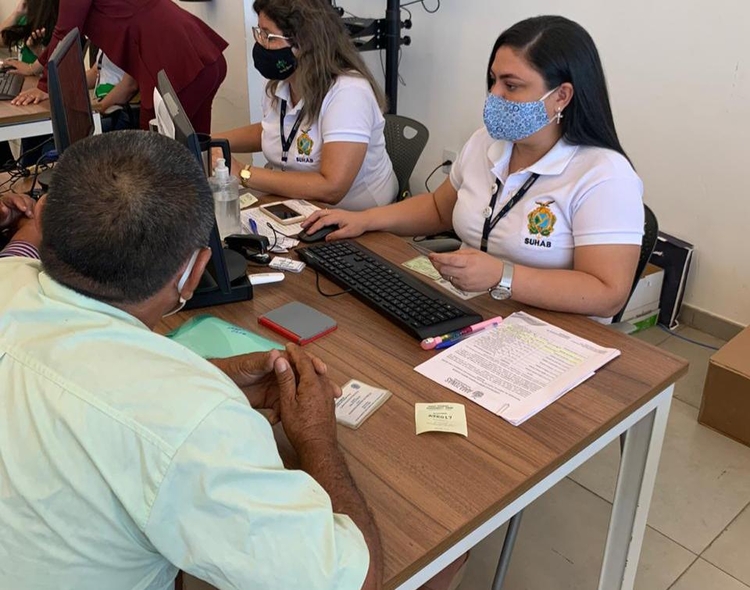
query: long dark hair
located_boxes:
[489,16,630,162]
[2,0,58,49]
[253,0,386,125]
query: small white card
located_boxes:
[415,403,468,437]
[269,257,306,273]
[335,379,392,430]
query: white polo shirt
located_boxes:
[450,128,644,269]
[260,75,398,211]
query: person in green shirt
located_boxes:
[0,0,58,167]
[1,0,56,73]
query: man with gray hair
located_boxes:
[0,131,381,590]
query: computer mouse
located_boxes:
[297,224,339,243]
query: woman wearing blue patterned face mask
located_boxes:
[302,15,645,324]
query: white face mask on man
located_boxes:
[162,249,201,318]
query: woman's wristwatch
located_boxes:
[239,165,253,188]
[489,260,514,300]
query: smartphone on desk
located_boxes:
[260,202,307,226]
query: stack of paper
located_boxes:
[414,311,620,425]
[240,200,320,252]
[336,380,391,429]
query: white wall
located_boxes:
[340,0,750,326]
[170,0,250,135]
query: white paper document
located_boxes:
[414,311,620,425]
[240,200,320,252]
[153,88,175,139]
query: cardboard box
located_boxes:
[627,309,660,332]
[699,325,750,447]
[621,263,664,322]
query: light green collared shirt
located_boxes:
[0,258,368,590]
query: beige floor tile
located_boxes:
[660,326,725,409]
[671,559,750,590]
[703,503,750,586]
[458,478,694,590]
[632,326,672,347]
[636,528,696,590]
[569,399,750,554]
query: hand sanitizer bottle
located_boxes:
[209,158,241,239]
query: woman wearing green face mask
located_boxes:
[216,0,398,212]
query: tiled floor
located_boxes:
[460,325,750,590]
[185,325,750,590]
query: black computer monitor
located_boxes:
[47,28,93,154]
[155,70,252,309]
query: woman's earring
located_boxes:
[555,107,563,124]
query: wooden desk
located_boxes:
[159,233,687,590]
[0,77,51,142]
[0,76,103,142]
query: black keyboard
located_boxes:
[0,72,23,101]
[297,240,483,340]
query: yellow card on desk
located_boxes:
[403,256,442,280]
[239,191,259,209]
[415,403,468,437]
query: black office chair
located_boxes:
[488,204,660,590]
[383,114,429,201]
[612,204,659,323]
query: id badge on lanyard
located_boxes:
[480,173,540,252]
[279,99,304,171]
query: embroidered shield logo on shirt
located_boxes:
[297,130,314,156]
[527,199,557,237]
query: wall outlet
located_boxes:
[442,149,458,174]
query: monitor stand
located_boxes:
[184,225,253,309]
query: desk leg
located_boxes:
[597,385,673,590]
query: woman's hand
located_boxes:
[11,86,48,106]
[301,208,372,241]
[4,58,37,77]
[25,28,46,57]
[429,248,505,292]
[92,99,108,114]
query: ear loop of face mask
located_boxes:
[539,86,561,123]
[163,249,201,318]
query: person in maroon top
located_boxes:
[11,0,228,134]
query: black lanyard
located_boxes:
[480,173,540,252]
[279,99,304,170]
